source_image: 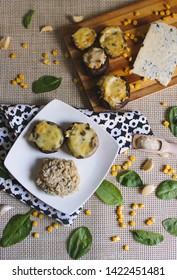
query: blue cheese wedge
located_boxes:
[132,21,177,86]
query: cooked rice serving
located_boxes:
[36,158,80,197]
[136,136,161,151]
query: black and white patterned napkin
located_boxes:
[0,104,153,226]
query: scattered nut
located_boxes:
[72,15,84,23]
[0,36,11,50]
[141,184,155,196]
[40,25,53,32]
[142,158,154,171]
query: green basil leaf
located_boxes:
[0,163,9,180]
[169,106,177,137]
[118,170,142,187]
[23,10,35,29]
[96,180,123,206]
[67,227,92,260]
[156,180,177,200]
[162,218,177,236]
[32,75,62,93]
[0,210,33,247]
[130,230,164,246]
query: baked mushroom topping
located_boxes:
[99,26,127,58]
[97,74,130,110]
[28,120,64,153]
[65,123,99,158]
[72,27,97,50]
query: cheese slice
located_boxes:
[132,21,177,86]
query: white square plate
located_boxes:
[4,99,119,214]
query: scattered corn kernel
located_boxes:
[22,42,28,48]
[111,165,116,171]
[123,52,128,58]
[129,220,135,227]
[163,168,169,174]
[116,205,123,214]
[111,170,118,176]
[134,10,140,16]
[160,11,165,16]
[127,18,132,24]
[46,226,53,232]
[43,59,51,65]
[130,34,135,40]
[42,53,49,59]
[128,56,133,62]
[32,221,38,227]
[146,219,153,225]
[130,83,135,90]
[142,77,148,82]
[131,203,138,209]
[123,244,129,251]
[134,83,141,89]
[172,174,177,179]
[163,120,170,128]
[52,49,58,56]
[165,10,171,16]
[111,235,120,242]
[165,164,171,170]
[130,211,136,216]
[154,11,159,16]
[9,53,16,59]
[23,83,28,89]
[172,13,177,19]
[117,217,123,223]
[32,211,38,217]
[165,4,171,9]
[33,232,39,238]
[38,213,44,219]
[139,203,144,208]
[132,20,138,26]
[115,165,121,171]
[161,101,167,107]
[118,213,124,219]
[119,222,126,228]
[126,161,131,167]
[123,20,129,26]
[122,165,128,170]
[53,59,59,65]
[85,209,91,216]
[150,217,155,222]
[18,74,25,80]
[11,80,17,85]
[15,77,21,83]
[53,222,59,229]
[19,82,25,87]
[123,150,128,155]
[129,155,136,162]
[125,32,130,38]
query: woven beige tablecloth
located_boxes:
[0,0,177,260]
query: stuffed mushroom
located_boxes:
[72,27,97,50]
[28,120,64,153]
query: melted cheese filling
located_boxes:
[83,47,107,69]
[99,26,127,57]
[97,75,127,107]
[29,121,63,151]
[67,123,97,157]
[72,27,97,50]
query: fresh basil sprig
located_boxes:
[0,210,33,247]
[96,180,123,206]
[156,180,177,200]
[118,170,142,188]
[23,10,35,29]
[67,227,92,260]
[169,106,177,137]
[130,230,164,246]
[32,75,62,93]
[162,218,177,236]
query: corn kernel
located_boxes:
[33,232,39,238]
[53,59,59,65]
[53,222,59,229]
[116,205,123,214]
[111,165,116,171]
[172,13,177,19]
[165,4,171,9]
[117,217,123,223]
[38,213,44,219]
[126,161,132,167]
[43,59,51,65]
[150,217,155,222]
[143,77,148,82]
[19,82,25,87]
[115,165,121,171]
[118,213,124,219]
[172,174,177,179]
[111,236,120,242]
[134,10,140,16]
[160,11,165,16]
[163,120,170,126]
[130,211,136,216]
[132,20,138,26]
[85,209,91,216]
[130,83,135,90]
[119,222,126,228]
[42,53,49,59]
[165,164,171,170]
[111,171,118,176]
[154,11,159,16]
[23,83,28,89]
[134,83,141,89]
[128,56,133,62]
[129,155,136,162]
[18,74,25,80]
[122,165,128,170]
[146,219,153,225]
[161,101,167,107]
[123,20,129,26]
[127,18,132,24]
[9,53,16,59]
[165,10,171,16]
[32,211,38,217]
[163,168,169,174]
[52,49,58,56]
[125,32,130,38]
[15,77,21,83]
[123,244,129,250]
[32,221,38,227]
[123,52,128,58]
[131,203,138,209]
[126,47,131,52]
[11,80,17,85]
[123,150,128,155]
[22,42,28,48]
[46,226,53,232]
[129,220,135,227]
[139,203,144,208]
[169,168,175,174]
[130,34,135,40]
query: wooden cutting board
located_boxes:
[63,0,177,112]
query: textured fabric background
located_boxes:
[0,0,177,260]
